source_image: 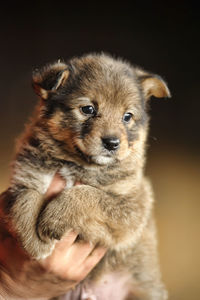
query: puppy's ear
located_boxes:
[135,68,171,100]
[32,61,70,99]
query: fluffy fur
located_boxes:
[1,53,170,299]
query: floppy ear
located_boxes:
[32,61,70,99]
[135,67,171,100]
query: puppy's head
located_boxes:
[33,54,170,165]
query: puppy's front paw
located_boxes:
[23,236,56,260]
[37,212,70,243]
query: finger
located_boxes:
[75,181,82,185]
[54,231,78,252]
[64,241,95,267]
[69,246,107,282]
[45,173,66,199]
[82,246,107,270]
[40,231,78,270]
[43,241,95,279]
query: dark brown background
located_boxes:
[0,2,199,299]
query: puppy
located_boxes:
[1,53,170,299]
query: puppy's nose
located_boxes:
[102,137,120,151]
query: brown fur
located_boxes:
[0,53,170,299]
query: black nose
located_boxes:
[102,137,120,151]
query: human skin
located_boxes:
[0,174,106,300]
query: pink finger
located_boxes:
[74,247,107,280]
[54,231,78,252]
[63,242,95,267]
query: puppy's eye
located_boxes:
[81,105,95,115]
[123,112,133,123]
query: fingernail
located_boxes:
[89,241,94,247]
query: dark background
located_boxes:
[0,2,199,299]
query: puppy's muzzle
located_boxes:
[102,136,120,151]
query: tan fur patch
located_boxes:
[54,69,69,90]
[141,77,171,99]
[46,112,74,152]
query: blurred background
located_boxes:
[0,1,199,299]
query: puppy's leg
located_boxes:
[37,185,114,245]
[129,216,168,300]
[37,181,153,248]
[2,189,56,259]
[37,184,137,247]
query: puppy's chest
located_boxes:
[59,163,130,190]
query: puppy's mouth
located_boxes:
[74,145,115,166]
[91,154,115,165]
